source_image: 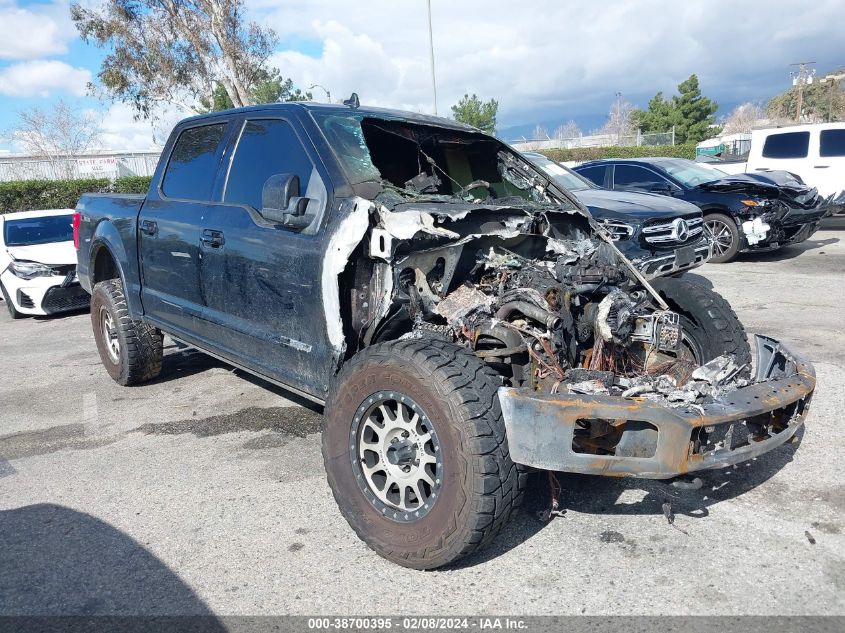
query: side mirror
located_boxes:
[260,173,311,229]
[649,182,674,196]
[262,173,298,213]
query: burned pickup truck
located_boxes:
[74,102,815,569]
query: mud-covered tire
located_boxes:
[0,282,24,319]
[91,279,162,385]
[704,212,740,263]
[651,276,751,371]
[322,338,527,569]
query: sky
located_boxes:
[0,0,843,152]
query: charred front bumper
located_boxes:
[498,336,815,479]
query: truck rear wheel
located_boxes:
[322,338,526,569]
[651,276,751,371]
[91,279,163,386]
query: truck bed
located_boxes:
[75,192,145,302]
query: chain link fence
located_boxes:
[0,151,162,182]
[510,129,675,152]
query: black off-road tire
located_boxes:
[704,212,741,263]
[0,282,24,319]
[322,338,527,569]
[91,279,163,385]
[651,276,751,371]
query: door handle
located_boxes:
[814,165,830,168]
[140,219,158,236]
[201,229,225,248]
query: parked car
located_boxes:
[521,152,710,278]
[75,103,815,569]
[574,157,829,262]
[0,209,90,319]
[696,123,845,206]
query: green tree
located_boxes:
[200,68,311,112]
[630,92,676,134]
[71,0,278,118]
[767,69,845,123]
[631,74,719,143]
[451,94,498,134]
[673,75,719,143]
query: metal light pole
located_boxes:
[309,84,331,103]
[426,0,438,115]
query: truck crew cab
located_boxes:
[75,103,815,569]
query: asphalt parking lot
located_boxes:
[1,229,844,617]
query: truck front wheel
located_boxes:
[651,276,752,371]
[322,339,526,569]
[91,278,163,386]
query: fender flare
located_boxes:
[87,221,143,318]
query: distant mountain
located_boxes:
[497,113,607,142]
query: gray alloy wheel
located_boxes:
[704,213,740,263]
[351,392,443,522]
[100,307,121,363]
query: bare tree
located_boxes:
[8,100,101,177]
[71,0,278,117]
[595,94,636,143]
[531,125,549,141]
[720,102,768,134]
[553,120,581,141]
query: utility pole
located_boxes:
[821,72,845,122]
[790,61,816,122]
[426,0,438,115]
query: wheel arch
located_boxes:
[700,204,738,223]
[86,218,144,318]
[90,241,121,286]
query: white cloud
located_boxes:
[95,102,189,151]
[0,60,91,97]
[270,20,431,113]
[0,1,76,60]
[254,0,845,129]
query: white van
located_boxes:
[745,123,845,201]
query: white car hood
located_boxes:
[5,241,77,266]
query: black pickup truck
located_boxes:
[75,103,815,569]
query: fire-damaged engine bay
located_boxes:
[361,207,745,404]
[323,114,812,461]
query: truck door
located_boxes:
[197,116,332,397]
[138,120,231,336]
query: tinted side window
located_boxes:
[162,123,227,200]
[613,165,665,190]
[820,129,845,157]
[761,131,810,159]
[577,165,608,186]
[224,119,315,211]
